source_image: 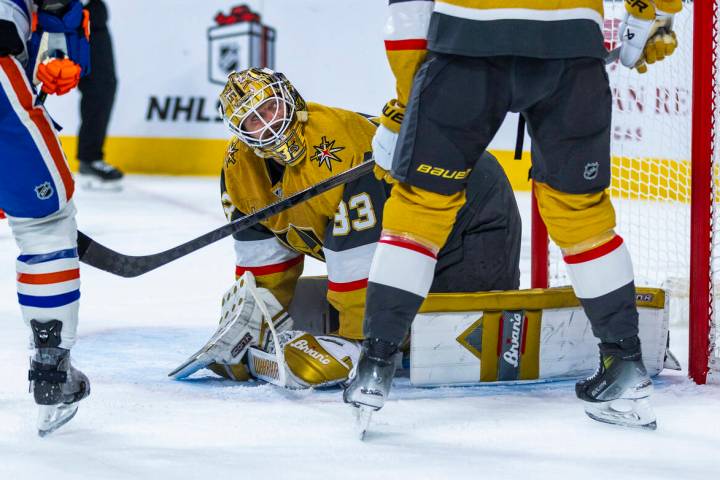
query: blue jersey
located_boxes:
[0,0,75,218]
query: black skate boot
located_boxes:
[576,336,656,430]
[78,159,124,190]
[343,338,398,439]
[28,320,91,437]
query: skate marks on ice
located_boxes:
[3,329,720,479]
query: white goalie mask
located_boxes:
[219,68,308,166]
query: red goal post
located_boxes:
[531,1,718,385]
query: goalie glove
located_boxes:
[247,331,361,389]
[168,272,293,380]
[619,0,682,74]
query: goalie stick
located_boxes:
[77,159,376,278]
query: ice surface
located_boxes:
[0,176,718,480]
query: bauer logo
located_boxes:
[207,5,277,85]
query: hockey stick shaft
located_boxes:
[77,159,376,278]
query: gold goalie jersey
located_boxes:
[221,102,381,340]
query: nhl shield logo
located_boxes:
[207,5,277,85]
[34,182,54,200]
[219,45,240,74]
[583,162,600,181]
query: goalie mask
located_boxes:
[219,68,308,166]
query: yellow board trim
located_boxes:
[59,136,226,176]
[420,286,666,313]
[480,311,501,382]
[519,310,541,380]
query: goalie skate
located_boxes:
[576,337,657,430]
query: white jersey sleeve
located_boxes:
[0,0,32,41]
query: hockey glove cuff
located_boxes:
[27,0,90,89]
[620,0,682,74]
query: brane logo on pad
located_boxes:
[498,310,526,381]
[290,338,331,365]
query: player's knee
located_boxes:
[534,182,616,250]
[384,182,465,249]
[9,201,78,254]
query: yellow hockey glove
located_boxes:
[373,99,406,185]
[620,0,682,73]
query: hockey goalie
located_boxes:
[169,68,677,391]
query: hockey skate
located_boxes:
[78,160,124,191]
[343,338,398,440]
[28,321,90,437]
[575,336,656,430]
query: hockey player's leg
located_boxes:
[344,183,464,417]
[524,56,655,428]
[0,57,90,435]
[8,202,90,436]
[534,183,655,429]
[77,7,123,191]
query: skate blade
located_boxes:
[584,398,657,430]
[37,403,79,437]
[354,405,374,441]
[78,175,123,192]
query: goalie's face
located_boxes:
[241,96,288,142]
[220,70,297,149]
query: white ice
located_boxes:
[1,176,718,480]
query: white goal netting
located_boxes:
[544,1,719,382]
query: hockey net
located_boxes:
[532,0,720,384]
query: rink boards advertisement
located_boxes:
[46,0,693,196]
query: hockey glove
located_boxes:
[36,57,81,95]
[373,99,406,184]
[0,19,25,57]
[26,0,90,94]
[619,0,682,74]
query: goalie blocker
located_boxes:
[171,276,677,388]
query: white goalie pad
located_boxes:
[169,272,292,379]
[410,287,671,386]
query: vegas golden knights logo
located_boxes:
[275,225,325,261]
[208,5,277,85]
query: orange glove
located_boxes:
[36,58,82,96]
